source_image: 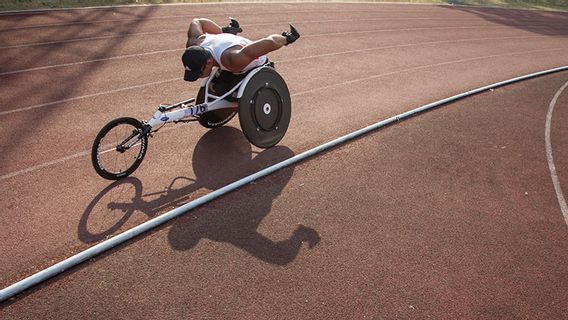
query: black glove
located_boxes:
[221,17,242,35]
[282,24,300,46]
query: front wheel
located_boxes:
[91,117,149,180]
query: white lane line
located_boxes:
[0,78,178,117]
[0,2,208,14]
[0,48,182,76]
[0,14,202,31]
[3,43,566,117]
[0,3,474,16]
[0,5,420,16]
[1,51,567,182]
[0,16,485,31]
[0,124,176,183]
[290,47,568,98]
[1,65,567,303]
[545,80,568,227]
[0,151,90,182]
[0,35,548,77]
[303,24,566,38]
[0,24,546,50]
[0,29,183,50]
[280,35,550,63]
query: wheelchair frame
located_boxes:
[146,65,268,128]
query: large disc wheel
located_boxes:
[196,87,237,129]
[91,117,148,180]
[238,68,291,148]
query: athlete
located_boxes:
[182,18,300,82]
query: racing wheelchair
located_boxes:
[91,62,291,180]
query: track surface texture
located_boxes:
[1,2,567,318]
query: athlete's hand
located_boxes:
[222,17,242,35]
[282,24,300,46]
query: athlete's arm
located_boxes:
[221,35,287,72]
[186,18,223,47]
[220,25,300,72]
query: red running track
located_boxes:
[0,2,567,318]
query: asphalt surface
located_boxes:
[0,2,567,319]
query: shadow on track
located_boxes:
[443,4,568,36]
[79,126,320,266]
[0,5,158,172]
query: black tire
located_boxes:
[91,117,148,180]
[196,87,238,129]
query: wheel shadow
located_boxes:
[79,126,320,265]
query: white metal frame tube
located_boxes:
[1,65,567,303]
[146,68,250,127]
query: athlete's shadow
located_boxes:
[79,126,319,265]
[168,127,320,265]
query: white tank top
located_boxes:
[200,33,268,73]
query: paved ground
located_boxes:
[0,2,567,319]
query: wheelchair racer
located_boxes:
[182,18,300,82]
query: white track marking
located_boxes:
[0,35,547,77]
[0,29,182,50]
[0,17,487,32]
[1,65,567,303]
[0,151,89,182]
[545,80,568,227]
[0,126,177,182]
[0,78,178,116]
[0,5,442,16]
[0,48,181,76]
[1,53,567,181]
[290,47,568,98]
[1,24,558,50]
[0,3,494,16]
[303,25,566,38]
[2,44,566,117]
[279,35,549,63]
